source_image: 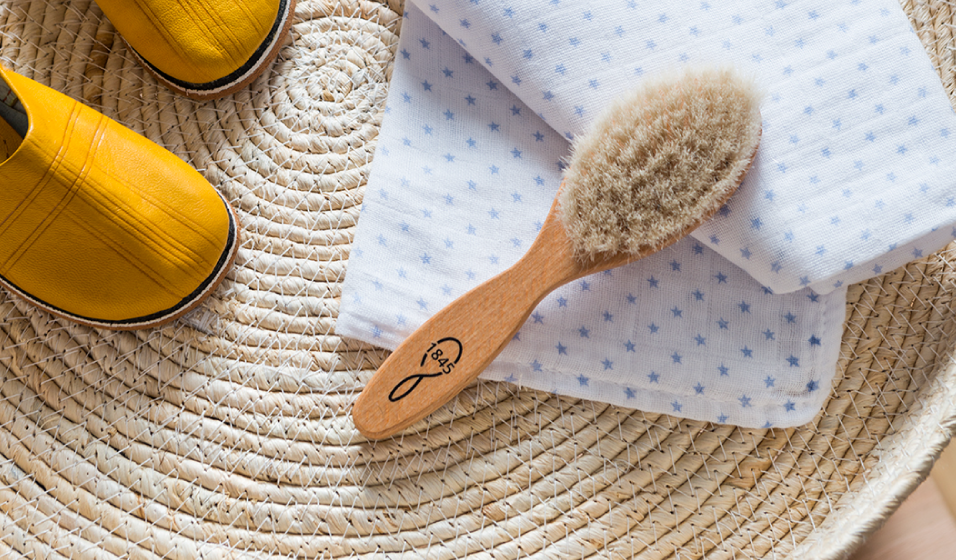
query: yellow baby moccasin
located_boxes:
[96,0,295,99]
[0,65,239,329]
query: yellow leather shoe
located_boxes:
[96,0,295,99]
[0,66,239,329]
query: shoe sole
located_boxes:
[0,191,241,331]
[128,0,296,100]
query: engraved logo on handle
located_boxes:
[388,337,463,402]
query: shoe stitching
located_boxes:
[125,0,255,80]
[92,151,227,250]
[170,0,247,72]
[0,199,236,327]
[0,101,80,273]
[54,115,219,280]
[127,0,291,96]
[237,0,274,37]
[0,72,235,324]
[123,0,207,79]
[1,96,224,281]
[214,0,274,67]
[62,115,207,298]
[72,127,223,270]
[65,169,221,280]
[0,93,74,239]
[204,0,271,60]
[0,137,12,157]
[4,109,107,274]
[63,206,185,300]
[5,110,211,286]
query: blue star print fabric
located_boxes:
[338,3,851,428]
[414,0,956,295]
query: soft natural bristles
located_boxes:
[559,67,762,262]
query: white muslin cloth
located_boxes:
[337,0,956,427]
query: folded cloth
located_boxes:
[338,4,847,428]
[416,0,956,295]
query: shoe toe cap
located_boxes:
[99,0,284,86]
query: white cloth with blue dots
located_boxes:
[338,0,956,428]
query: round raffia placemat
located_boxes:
[0,0,954,558]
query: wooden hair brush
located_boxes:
[353,67,763,440]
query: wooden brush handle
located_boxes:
[351,255,555,439]
[351,207,600,440]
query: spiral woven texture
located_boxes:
[0,1,953,558]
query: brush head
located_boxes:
[559,67,762,262]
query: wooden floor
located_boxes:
[849,441,956,560]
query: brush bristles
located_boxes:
[559,67,762,262]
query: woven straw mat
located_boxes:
[0,0,954,558]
